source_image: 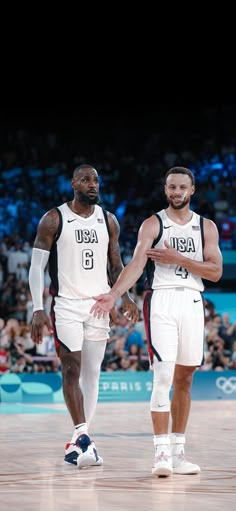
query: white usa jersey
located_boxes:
[48,203,111,299]
[146,209,204,292]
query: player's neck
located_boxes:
[68,200,95,218]
[165,206,193,225]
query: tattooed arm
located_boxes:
[33,208,60,252]
[29,209,59,344]
[106,211,139,323]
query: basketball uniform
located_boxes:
[49,203,111,352]
[143,209,205,366]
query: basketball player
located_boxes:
[90,166,223,477]
[29,165,139,469]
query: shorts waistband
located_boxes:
[154,287,200,292]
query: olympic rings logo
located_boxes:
[216,377,236,394]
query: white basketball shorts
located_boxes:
[144,287,204,366]
[51,296,110,352]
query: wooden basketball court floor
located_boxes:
[0,400,235,511]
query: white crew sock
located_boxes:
[71,422,88,444]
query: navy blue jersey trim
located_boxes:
[200,216,205,260]
[145,213,162,289]
[153,213,163,245]
[103,209,112,286]
[103,209,110,237]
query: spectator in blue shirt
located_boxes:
[124,323,144,353]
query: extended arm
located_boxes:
[90,215,159,317]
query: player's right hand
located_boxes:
[31,310,52,344]
[90,293,115,318]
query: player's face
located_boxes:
[165,174,194,210]
[72,168,100,205]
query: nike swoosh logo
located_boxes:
[68,219,77,223]
[164,225,172,229]
[194,299,201,303]
[157,404,166,407]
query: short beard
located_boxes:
[167,197,189,210]
[77,190,100,206]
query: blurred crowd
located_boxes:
[201,300,236,371]
[1,283,236,374]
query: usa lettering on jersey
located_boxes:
[170,237,195,252]
[75,229,98,243]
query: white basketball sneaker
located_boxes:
[170,434,200,474]
[152,436,173,477]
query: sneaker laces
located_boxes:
[155,451,170,463]
[174,449,189,463]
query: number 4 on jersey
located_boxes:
[175,265,188,279]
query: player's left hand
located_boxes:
[121,296,140,323]
[146,240,181,265]
[109,307,117,326]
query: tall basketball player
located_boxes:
[90,166,223,477]
[29,165,139,468]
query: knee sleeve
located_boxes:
[150,361,175,412]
